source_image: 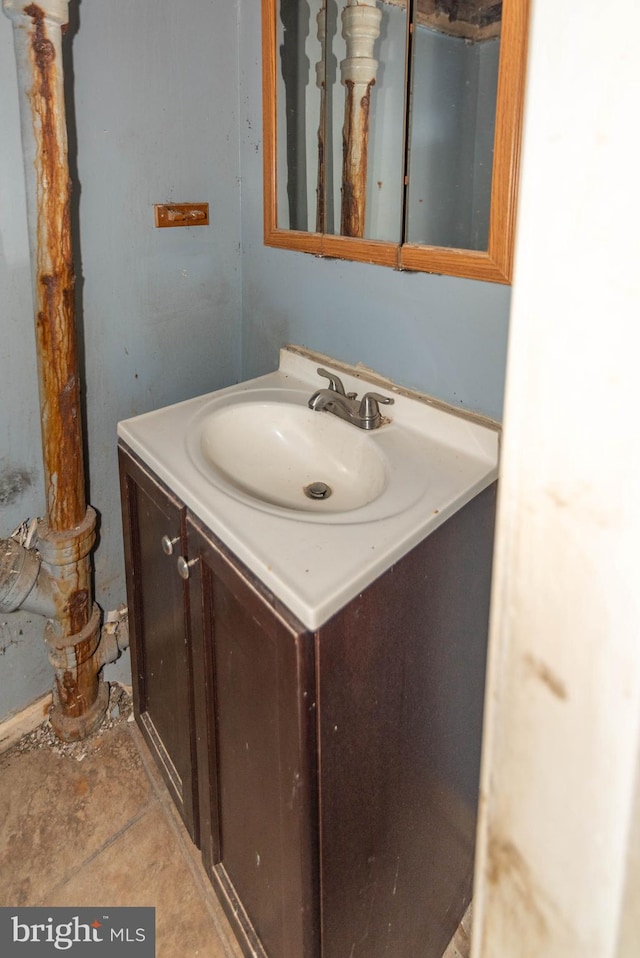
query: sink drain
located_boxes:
[304,481,332,501]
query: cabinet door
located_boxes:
[119,446,198,842]
[187,515,319,958]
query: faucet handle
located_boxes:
[358,391,395,423]
[317,367,347,396]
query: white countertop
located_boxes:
[118,348,500,629]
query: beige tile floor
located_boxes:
[0,685,472,958]
[0,688,242,958]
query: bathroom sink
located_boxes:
[191,400,387,514]
[118,347,500,627]
[185,388,432,523]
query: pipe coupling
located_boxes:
[45,603,101,669]
[36,507,97,567]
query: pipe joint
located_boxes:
[36,507,97,568]
[28,507,97,635]
[45,603,101,667]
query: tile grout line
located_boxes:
[35,799,160,907]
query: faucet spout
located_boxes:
[308,389,353,415]
[308,369,394,430]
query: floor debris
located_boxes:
[11,682,133,762]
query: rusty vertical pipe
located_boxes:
[4,0,85,533]
[3,0,108,740]
[340,0,381,237]
[315,1,327,233]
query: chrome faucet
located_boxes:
[308,368,394,430]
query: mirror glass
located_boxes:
[265,0,528,283]
[406,8,500,250]
[276,0,405,240]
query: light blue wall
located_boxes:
[0,0,242,719]
[239,0,510,420]
[1,0,509,722]
[71,0,242,662]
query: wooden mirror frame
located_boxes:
[262,0,529,284]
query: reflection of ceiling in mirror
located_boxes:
[381,0,502,41]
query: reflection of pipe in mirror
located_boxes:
[340,0,381,237]
[279,0,310,230]
[315,2,327,232]
[314,0,339,233]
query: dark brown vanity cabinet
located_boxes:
[119,441,497,958]
[119,444,319,958]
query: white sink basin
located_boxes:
[185,389,431,522]
[193,400,387,513]
[118,347,500,628]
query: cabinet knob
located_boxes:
[161,535,180,556]
[177,555,199,580]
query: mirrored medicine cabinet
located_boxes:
[262,0,529,283]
